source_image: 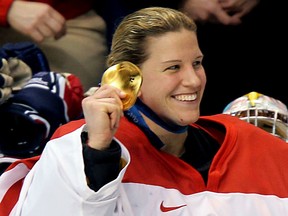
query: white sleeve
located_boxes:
[12,125,131,216]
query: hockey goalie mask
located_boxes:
[223,91,288,142]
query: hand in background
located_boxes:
[7,1,66,42]
[179,0,242,25]
[219,0,260,20]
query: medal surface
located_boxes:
[101,61,143,110]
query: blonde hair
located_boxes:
[107,7,197,67]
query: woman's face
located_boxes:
[138,29,206,126]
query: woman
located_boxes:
[1,7,288,216]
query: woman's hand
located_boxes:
[82,85,127,150]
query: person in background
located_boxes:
[1,7,288,216]
[179,0,260,25]
[0,0,108,91]
[222,91,288,142]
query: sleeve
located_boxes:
[11,125,131,216]
[0,156,39,216]
[81,131,122,191]
[0,0,14,26]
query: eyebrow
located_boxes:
[161,59,182,64]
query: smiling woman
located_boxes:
[1,6,288,216]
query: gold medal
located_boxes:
[101,61,143,110]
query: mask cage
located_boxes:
[229,107,288,142]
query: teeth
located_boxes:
[174,94,197,101]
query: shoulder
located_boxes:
[197,113,261,131]
[199,113,245,124]
[197,114,287,146]
[51,118,86,139]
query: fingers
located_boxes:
[82,85,126,128]
[0,73,13,104]
[218,0,260,19]
[213,6,242,25]
[45,9,66,40]
[7,1,66,43]
[86,85,126,114]
[0,88,12,104]
[0,59,13,104]
[31,10,66,42]
[179,0,242,25]
[81,85,127,149]
[0,73,13,88]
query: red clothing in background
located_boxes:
[0,0,94,26]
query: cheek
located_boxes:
[141,77,160,92]
[203,76,207,87]
[139,79,165,104]
[199,71,207,88]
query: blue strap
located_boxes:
[124,99,188,149]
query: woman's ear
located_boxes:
[137,90,142,97]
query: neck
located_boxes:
[134,99,188,134]
[124,98,189,153]
[141,113,187,157]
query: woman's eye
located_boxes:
[166,65,180,71]
[193,60,202,68]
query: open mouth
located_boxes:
[174,93,197,102]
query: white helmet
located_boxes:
[223,91,288,142]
